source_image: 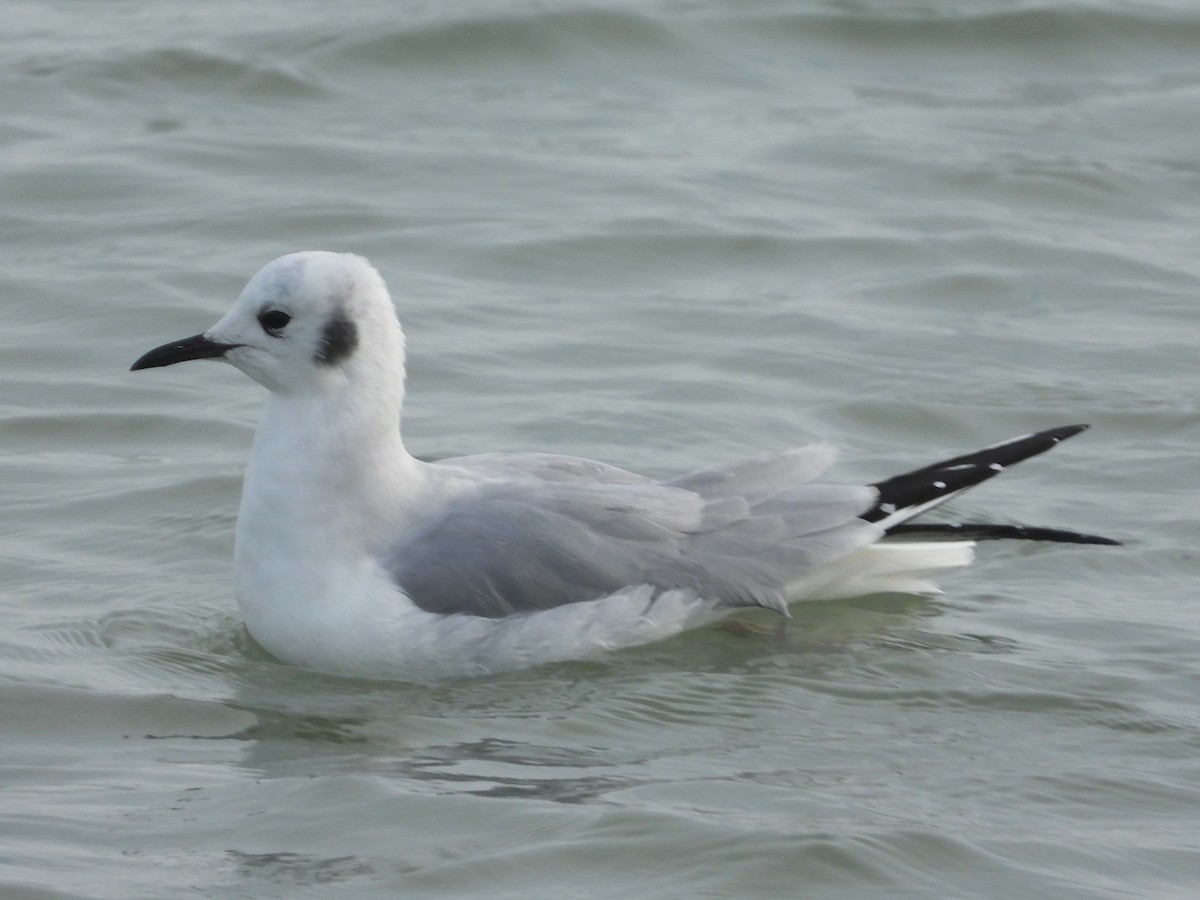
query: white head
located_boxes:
[132,252,406,399]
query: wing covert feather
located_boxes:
[385,445,876,618]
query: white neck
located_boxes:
[232,368,423,641]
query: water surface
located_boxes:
[2,2,1198,897]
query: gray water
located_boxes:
[3,1,1198,897]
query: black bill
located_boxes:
[130,333,240,371]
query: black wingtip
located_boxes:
[1046,423,1088,441]
[863,423,1122,547]
[981,423,1088,451]
[865,424,1106,530]
[887,523,1122,545]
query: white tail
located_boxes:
[787,541,976,603]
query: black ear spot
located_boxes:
[316,310,358,366]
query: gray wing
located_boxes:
[383,444,881,619]
[436,451,654,485]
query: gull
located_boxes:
[132,251,1118,682]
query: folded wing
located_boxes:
[385,444,878,618]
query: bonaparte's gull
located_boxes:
[132,251,1118,682]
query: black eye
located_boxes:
[258,309,292,335]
